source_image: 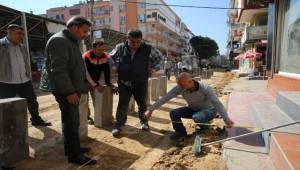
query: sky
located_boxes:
[0,0,230,54]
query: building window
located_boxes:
[119,3,125,13]
[147,14,152,18]
[95,19,101,26]
[152,12,157,18]
[120,26,126,33]
[279,0,300,74]
[69,8,80,15]
[120,16,126,25]
[138,2,146,8]
[158,14,166,23]
[61,14,64,20]
[139,26,146,32]
[256,15,268,26]
[138,14,146,23]
[55,15,60,20]
[110,6,113,12]
[95,8,104,16]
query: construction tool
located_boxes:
[201,120,300,147]
[172,121,258,129]
[193,127,202,156]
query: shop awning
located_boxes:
[234,51,262,60]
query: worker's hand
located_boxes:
[96,85,105,93]
[144,110,152,120]
[148,69,154,77]
[66,93,79,105]
[111,86,119,95]
[225,118,234,128]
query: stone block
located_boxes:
[0,98,29,164]
[194,76,201,81]
[128,96,135,114]
[147,79,152,105]
[151,78,159,101]
[94,87,114,128]
[160,76,168,96]
[78,94,88,139]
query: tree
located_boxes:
[189,36,219,61]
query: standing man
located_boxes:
[177,60,183,74]
[0,24,51,126]
[164,60,172,80]
[145,72,234,140]
[83,40,115,124]
[110,29,163,137]
[44,16,96,165]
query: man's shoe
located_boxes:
[88,117,94,125]
[169,132,187,141]
[141,123,150,131]
[112,128,121,137]
[68,155,97,166]
[80,147,91,154]
[32,119,52,126]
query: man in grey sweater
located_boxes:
[145,72,234,140]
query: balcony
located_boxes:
[145,31,181,45]
[238,0,269,23]
[245,0,269,9]
[241,25,268,44]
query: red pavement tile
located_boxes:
[271,133,300,170]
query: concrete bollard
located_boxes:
[151,78,159,101]
[147,78,152,105]
[78,94,88,139]
[160,76,168,96]
[194,76,201,81]
[94,87,113,128]
[156,77,161,98]
[0,98,29,164]
[128,96,135,114]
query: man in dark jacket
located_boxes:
[110,29,163,137]
[44,16,96,165]
[0,24,51,126]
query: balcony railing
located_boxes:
[242,25,268,43]
[245,0,269,9]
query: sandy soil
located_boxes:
[13,72,234,170]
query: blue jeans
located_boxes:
[169,107,216,135]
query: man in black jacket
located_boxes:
[44,16,96,166]
[110,29,163,137]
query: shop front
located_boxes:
[268,0,300,95]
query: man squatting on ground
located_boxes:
[145,72,234,140]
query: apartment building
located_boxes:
[46,0,193,60]
[227,0,269,74]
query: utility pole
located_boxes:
[88,0,95,46]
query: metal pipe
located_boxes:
[202,120,300,147]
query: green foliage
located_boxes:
[190,36,219,60]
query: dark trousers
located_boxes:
[115,81,148,127]
[170,107,216,135]
[0,81,41,121]
[53,93,81,158]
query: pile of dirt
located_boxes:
[151,72,234,170]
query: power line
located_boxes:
[119,0,267,10]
